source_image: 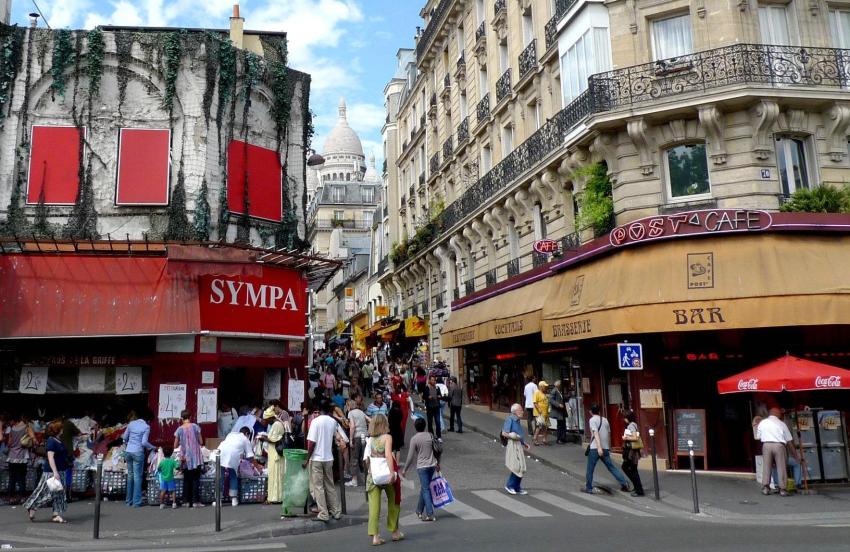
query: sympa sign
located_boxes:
[609,209,773,247]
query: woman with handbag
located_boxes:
[364,413,403,546]
[174,409,205,508]
[6,414,36,505]
[24,420,69,523]
[621,410,645,497]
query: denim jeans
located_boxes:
[772,455,803,487]
[417,466,436,516]
[585,449,629,491]
[125,451,144,506]
[222,467,239,498]
[505,472,523,492]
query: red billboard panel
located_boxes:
[27,126,83,205]
[198,269,306,338]
[116,128,171,205]
[226,140,283,222]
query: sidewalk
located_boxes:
[453,405,850,523]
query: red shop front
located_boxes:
[0,241,338,443]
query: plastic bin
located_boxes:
[101,470,127,497]
[281,449,310,517]
[238,476,267,504]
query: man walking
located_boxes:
[583,404,631,494]
[757,407,795,497]
[448,377,464,433]
[522,376,538,436]
[549,381,568,444]
[303,400,344,521]
[423,375,443,440]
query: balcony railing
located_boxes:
[507,257,519,277]
[457,117,469,146]
[485,268,497,287]
[420,114,426,127]
[444,73,450,89]
[518,39,538,80]
[443,135,454,160]
[409,184,415,198]
[476,92,490,124]
[545,0,576,50]
[315,219,373,229]
[496,68,511,103]
[430,152,440,175]
[417,0,453,61]
[419,173,425,187]
[377,256,389,275]
[494,0,506,15]
[475,21,486,42]
[561,231,580,251]
[464,279,475,296]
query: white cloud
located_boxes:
[347,102,386,135]
[45,0,94,28]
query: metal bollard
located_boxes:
[93,455,103,539]
[648,429,660,501]
[687,439,700,514]
[336,446,347,515]
[214,452,221,532]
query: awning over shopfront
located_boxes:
[440,276,552,347]
[404,316,429,337]
[377,322,401,337]
[541,234,850,342]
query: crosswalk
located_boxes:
[398,488,659,526]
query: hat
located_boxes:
[538,380,549,388]
[262,406,277,420]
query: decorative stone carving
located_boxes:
[626,118,655,176]
[492,3,508,43]
[514,188,535,231]
[749,99,779,160]
[589,134,618,180]
[823,102,850,163]
[781,108,809,134]
[698,105,727,165]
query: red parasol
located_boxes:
[717,354,850,394]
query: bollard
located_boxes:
[648,428,660,501]
[336,446,347,515]
[687,439,700,514]
[93,455,103,539]
[214,452,221,532]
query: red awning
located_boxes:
[717,355,850,393]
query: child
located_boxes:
[158,446,179,509]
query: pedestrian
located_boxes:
[157,445,179,509]
[122,409,156,507]
[346,398,369,487]
[24,420,68,523]
[362,358,374,395]
[303,400,343,522]
[366,390,388,417]
[217,401,238,438]
[621,410,645,497]
[321,366,337,391]
[388,400,405,462]
[757,407,795,497]
[532,381,550,446]
[58,414,79,501]
[501,404,530,495]
[365,413,404,545]
[548,381,567,444]
[390,383,413,434]
[423,375,443,440]
[523,376,538,436]
[259,406,287,504]
[402,416,439,521]
[6,414,36,504]
[217,427,256,507]
[583,404,631,494]
[174,409,205,508]
[447,377,464,433]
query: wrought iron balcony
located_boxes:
[457,117,469,146]
[453,288,460,301]
[475,21,486,42]
[476,92,490,124]
[518,39,538,81]
[464,279,475,296]
[377,256,389,275]
[435,293,445,310]
[417,0,453,61]
[532,251,548,268]
[443,135,454,160]
[444,74,450,89]
[494,0,506,15]
[507,257,519,278]
[496,68,511,103]
[561,231,580,251]
[485,269,497,287]
[409,184,415,198]
[430,152,440,175]
[545,0,576,50]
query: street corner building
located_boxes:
[0,10,340,441]
[375,0,850,479]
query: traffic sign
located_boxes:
[617,342,643,370]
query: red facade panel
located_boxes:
[27,126,84,205]
[226,140,283,222]
[116,128,171,205]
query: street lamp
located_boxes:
[307,148,325,167]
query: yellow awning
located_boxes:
[377,322,401,337]
[404,316,430,337]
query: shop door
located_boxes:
[219,367,264,410]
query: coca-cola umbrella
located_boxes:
[717,355,850,394]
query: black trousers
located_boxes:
[556,418,567,442]
[449,405,463,432]
[8,463,27,497]
[426,406,442,439]
[526,408,535,435]
[182,466,202,506]
[622,456,644,494]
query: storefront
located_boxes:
[0,240,338,443]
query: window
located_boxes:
[332,186,344,202]
[665,143,711,200]
[560,28,611,104]
[830,8,850,48]
[529,101,541,131]
[499,42,509,72]
[361,187,375,203]
[460,92,468,119]
[477,0,485,24]
[457,25,465,58]
[501,125,514,155]
[508,222,519,259]
[479,66,489,96]
[776,136,813,195]
[759,4,794,45]
[651,14,693,60]
[363,211,374,227]
[533,203,547,240]
[481,145,492,171]
[523,12,534,46]
[333,210,345,220]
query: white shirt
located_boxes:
[217,432,254,470]
[523,382,538,409]
[307,414,339,462]
[757,415,793,444]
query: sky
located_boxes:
[9,0,422,169]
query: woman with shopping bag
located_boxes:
[502,404,530,495]
[401,416,440,521]
[24,421,69,523]
[364,413,404,546]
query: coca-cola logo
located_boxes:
[737,378,759,390]
[815,375,841,388]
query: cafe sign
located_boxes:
[533,239,560,254]
[609,209,772,247]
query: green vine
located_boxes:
[201,32,218,126]
[49,29,74,99]
[85,28,105,99]
[0,25,25,123]
[193,178,211,241]
[114,31,133,115]
[216,38,237,158]
[162,31,182,120]
[165,161,192,241]
[218,178,230,240]
[32,188,55,238]
[574,162,614,238]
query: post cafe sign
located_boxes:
[609,209,772,247]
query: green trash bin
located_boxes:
[282,449,310,517]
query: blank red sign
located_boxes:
[116,128,171,205]
[227,140,283,222]
[27,126,83,204]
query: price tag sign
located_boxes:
[288,379,305,411]
[19,366,48,395]
[197,388,217,424]
[115,366,142,395]
[264,369,281,400]
[158,384,187,420]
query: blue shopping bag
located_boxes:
[429,473,455,509]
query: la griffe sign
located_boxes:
[198,271,306,338]
[609,209,772,247]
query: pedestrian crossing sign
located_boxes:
[617,343,643,370]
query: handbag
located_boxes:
[369,438,394,486]
[46,476,64,493]
[429,473,455,509]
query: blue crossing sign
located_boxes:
[617,343,643,370]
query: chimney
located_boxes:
[229,3,244,49]
[28,12,39,28]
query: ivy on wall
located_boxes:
[164,161,192,241]
[49,29,74,99]
[162,31,182,120]
[85,28,104,99]
[0,25,25,122]
[193,179,211,241]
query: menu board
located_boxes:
[674,409,707,457]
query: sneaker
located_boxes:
[504,486,517,495]
[761,486,770,496]
[159,504,165,510]
[344,480,358,487]
[516,489,528,496]
[580,488,594,495]
[630,491,645,497]
[172,503,177,509]
[620,485,631,493]
[194,503,205,508]
[231,497,239,507]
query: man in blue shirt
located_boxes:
[122,409,156,507]
[366,391,387,418]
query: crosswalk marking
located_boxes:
[472,490,552,518]
[532,491,610,516]
[569,491,660,517]
[442,498,494,520]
